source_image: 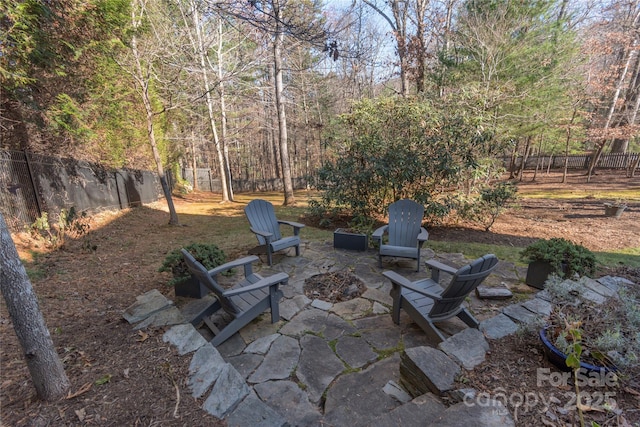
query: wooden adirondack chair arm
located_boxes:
[278,220,305,230]
[417,227,429,243]
[222,273,289,297]
[249,227,274,240]
[208,255,260,277]
[382,271,442,301]
[425,259,458,275]
[371,225,388,241]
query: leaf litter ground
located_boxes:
[1,171,639,426]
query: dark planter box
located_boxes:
[525,260,556,289]
[604,203,626,218]
[174,274,209,299]
[334,228,368,251]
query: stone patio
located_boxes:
[123,240,630,426]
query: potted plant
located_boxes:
[159,242,226,298]
[519,238,596,289]
[603,199,627,218]
[538,276,639,377]
[333,216,374,251]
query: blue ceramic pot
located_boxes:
[539,328,616,374]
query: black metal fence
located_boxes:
[0,150,164,231]
[181,168,308,193]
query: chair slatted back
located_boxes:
[387,199,425,247]
[245,199,282,245]
[429,254,498,319]
[181,249,239,315]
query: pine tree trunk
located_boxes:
[273,1,296,205]
[0,213,70,401]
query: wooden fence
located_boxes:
[506,152,639,171]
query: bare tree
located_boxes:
[121,0,180,224]
[271,0,296,204]
[180,0,231,202]
[210,0,326,205]
[215,19,235,201]
[0,213,70,401]
[586,1,640,181]
[363,0,410,97]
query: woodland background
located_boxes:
[1,0,639,205]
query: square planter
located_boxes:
[603,203,626,218]
[525,260,566,289]
[174,274,209,299]
[333,228,368,251]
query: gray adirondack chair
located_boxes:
[383,254,498,343]
[181,249,288,346]
[244,199,305,266]
[372,199,428,272]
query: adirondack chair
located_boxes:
[181,249,288,346]
[382,254,499,343]
[244,199,305,266]
[372,199,429,272]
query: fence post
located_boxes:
[23,151,42,217]
[114,171,123,210]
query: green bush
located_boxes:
[159,243,226,286]
[310,96,504,225]
[27,207,91,248]
[459,181,518,231]
[519,237,596,278]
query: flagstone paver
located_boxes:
[122,288,173,323]
[335,335,378,368]
[123,241,633,426]
[502,303,541,324]
[247,334,300,383]
[253,380,322,426]
[521,296,553,317]
[188,343,226,398]
[438,328,490,370]
[202,363,250,418]
[296,334,345,404]
[480,313,519,340]
[323,355,402,426]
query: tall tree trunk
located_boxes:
[190,131,198,191]
[508,141,518,179]
[216,19,234,201]
[414,0,428,93]
[130,7,179,225]
[517,137,532,182]
[390,0,409,97]
[438,0,456,97]
[588,28,638,180]
[363,0,409,97]
[273,0,295,205]
[532,134,543,181]
[612,51,640,153]
[562,108,577,183]
[0,213,70,401]
[191,4,229,202]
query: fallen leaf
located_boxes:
[75,408,86,422]
[137,330,149,342]
[123,368,130,379]
[95,374,112,386]
[624,387,640,397]
[67,382,92,399]
[576,400,604,413]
